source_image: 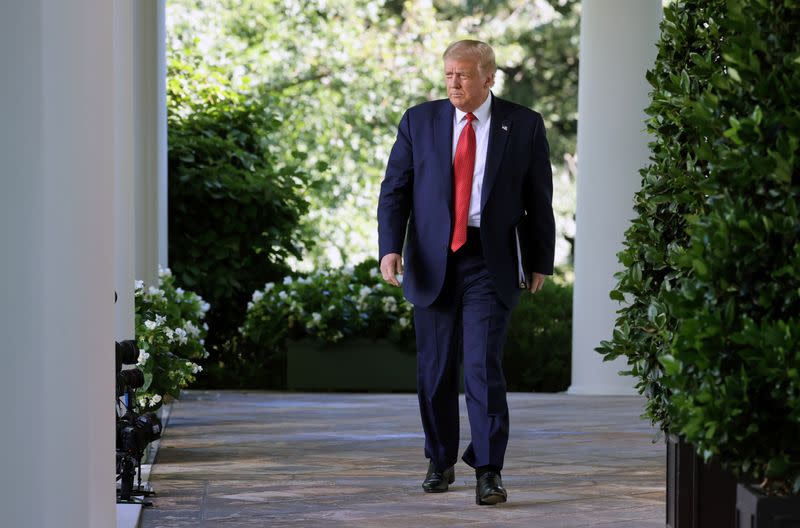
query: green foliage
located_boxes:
[496,0,579,164]
[596,0,728,430]
[504,276,573,392]
[166,0,579,267]
[134,268,209,411]
[598,0,800,495]
[242,258,414,351]
[167,47,311,375]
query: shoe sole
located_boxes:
[476,492,507,505]
[423,486,449,493]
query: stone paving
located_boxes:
[140,391,665,527]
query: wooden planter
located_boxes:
[666,433,738,528]
[286,338,417,392]
[736,483,800,527]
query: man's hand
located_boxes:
[528,272,545,294]
[380,253,404,287]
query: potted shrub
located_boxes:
[241,259,417,391]
[656,0,800,524]
[598,0,799,525]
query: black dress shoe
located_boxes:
[422,462,455,493]
[476,471,507,505]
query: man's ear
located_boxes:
[485,73,495,88]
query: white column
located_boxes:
[0,1,116,526]
[133,0,168,286]
[116,0,136,341]
[569,0,662,395]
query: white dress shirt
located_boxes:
[452,92,492,227]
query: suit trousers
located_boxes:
[413,228,512,471]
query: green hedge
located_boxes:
[504,278,572,393]
[167,51,313,387]
[238,261,572,393]
[599,0,800,495]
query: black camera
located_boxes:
[118,411,162,454]
[115,339,160,503]
[116,410,162,500]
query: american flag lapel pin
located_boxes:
[501,123,509,132]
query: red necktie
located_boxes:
[450,112,477,252]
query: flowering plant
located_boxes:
[241,259,414,348]
[134,267,209,411]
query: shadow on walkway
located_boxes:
[141,391,664,527]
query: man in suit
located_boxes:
[377,39,555,505]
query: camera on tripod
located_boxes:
[116,339,162,503]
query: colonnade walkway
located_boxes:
[141,391,665,527]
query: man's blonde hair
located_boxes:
[443,40,497,76]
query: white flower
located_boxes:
[359,286,371,298]
[185,321,201,338]
[144,320,157,330]
[158,267,172,278]
[369,268,380,278]
[200,302,210,313]
[382,297,398,313]
[278,291,288,300]
[155,314,167,326]
[203,322,209,331]
[174,327,188,345]
[175,287,185,296]
[164,327,175,342]
[283,276,293,285]
[264,282,275,292]
[252,290,264,303]
[186,361,202,374]
[399,317,409,328]
[151,394,162,404]
[311,312,322,323]
[137,350,150,366]
[298,276,311,285]
[148,286,165,297]
[203,349,209,358]
[247,301,254,311]
[134,280,144,290]
[138,397,148,407]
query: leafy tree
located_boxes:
[167,0,579,268]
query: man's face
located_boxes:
[445,58,493,113]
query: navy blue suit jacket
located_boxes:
[377,94,555,309]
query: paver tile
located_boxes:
[141,391,665,527]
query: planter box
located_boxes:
[666,433,738,528]
[736,483,800,528]
[287,338,416,391]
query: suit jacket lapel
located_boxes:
[433,101,455,213]
[481,94,511,212]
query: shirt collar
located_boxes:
[455,92,492,124]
